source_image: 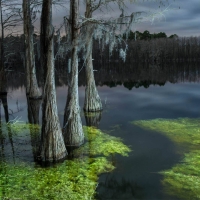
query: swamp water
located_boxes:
[0,62,200,199]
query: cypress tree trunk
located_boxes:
[27,97,41,125]
[84,37,102,111]
[63,0,84,146]
[23,0,41,99]
[83,0,102,112]
[40,0,67,161]
[0,1,7,95]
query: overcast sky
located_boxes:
[41,0,199,37]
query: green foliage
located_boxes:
[169,34,178,39]
[125,30,170,40]
[132,118,200,200]
[0,124,131,200]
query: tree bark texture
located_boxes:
[40,0,67,161]
[0,1,7,95]
[23,0,41,99]
[63,0,84,146]
[27,97,41,125]
[83,0,102,112]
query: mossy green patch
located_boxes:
[74,126,131,157]
[0,157,114,200]
[0,123,131,200]
[133,118,200,150]
[132,118,200,200]
[161,150,200,200]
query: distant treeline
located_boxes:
[93,36,200,64]
[1,32,200,71]
[123,30,178,40]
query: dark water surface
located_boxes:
[1,63,200,199]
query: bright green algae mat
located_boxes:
[0,123,131,200]
[132,118,200,200]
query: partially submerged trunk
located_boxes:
[0,1,7,95]
[84,37,102,112]
[27,97,41,124]
[63,0,84,146]
[39,0,67,161]
[83,1,102,112]
[23,0,41,99]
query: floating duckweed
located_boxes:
[0,124,131,200]
[132,118,200,200]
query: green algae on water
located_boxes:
[132,118,200,200]
[0,157,114,200]
[0,123,131,200]
[74,126,131,157]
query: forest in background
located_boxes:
[2,32,200,73]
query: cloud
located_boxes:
[32,0,199,37]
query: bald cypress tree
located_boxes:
[39,0,67,161]
[63,0,84,146]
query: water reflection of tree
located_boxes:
[5,62,200,91]
[0,99,5,161]
[58,62,200,89]
[0,94,15,163]
[84,111,102,128]
[27,97,41,161]
[97,176,144,200]
[0,94,9,123]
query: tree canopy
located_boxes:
[124,30,177,40]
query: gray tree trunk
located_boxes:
[63,0,84,146]
[0,0,7,95]
[39,0,67,161]
[83,0,102,112]
[23,0,41,99]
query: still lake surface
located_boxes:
[1,62,200,199]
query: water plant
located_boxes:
[0,123,131,200]
[132,118,200,200]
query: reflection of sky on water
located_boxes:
[1,80,200,200]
